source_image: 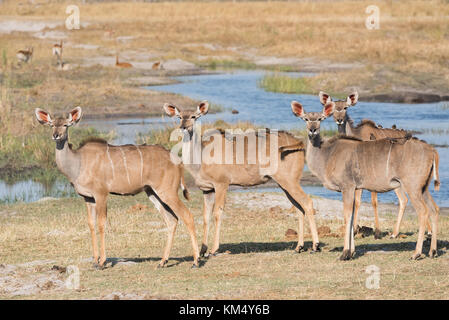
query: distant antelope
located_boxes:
[17,47,33,64]
[320,91,439,239]
[35,107,199,269]
[115,54,132,68]
[152,61,163,70]
[163,101,320,257]
[52,40,63,65]
[288,100,439,260]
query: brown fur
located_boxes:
[35,107,199,268]
[292,100,440,261]
[164,101,320,256]
[115,54,133,68]
[321,91,440,239]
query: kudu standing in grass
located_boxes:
[52,40,63,66]
[320,91,440,239]
[287,100,439,260]
[35,107,199,269]
[163,101,320,257]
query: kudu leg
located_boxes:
[340,189,356,261]
[391,188,408,239]
[424,190,439,258]
[148,195,178,268]
[353,189,362,234]
[210,184,228,256]
[407,192,429,260]
[278,181,320,252]
[200,191,215,257]
[95,196,108,269]
[371,192,382,239]
[157,193,200,267]
[86,201,99,265]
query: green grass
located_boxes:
[199,59,258,70]
[258,74,317,95]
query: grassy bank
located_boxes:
[0,189,448,299]
[1,0,447,98]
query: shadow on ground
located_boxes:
[329,239,449,259]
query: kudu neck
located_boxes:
[308,133,323,148]
[181,128,201,170]
[54,135,80,183]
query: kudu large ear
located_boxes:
[195,101,209,117]
[346,91,359,106]
[67,106,82,126]
[35,108,53,125]
[319,91,332,105]
[291,101,306,119]
[322,102,335,118]
[163,103,181,118]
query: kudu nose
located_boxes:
[53,133,60,140]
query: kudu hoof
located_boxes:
[94,263,106,270]
[339,250,354,261]
[310,243,321,253]
[429,249,438,259]
[295,246,306,253]
[410,253,425,261]
[200,244,208,257]
[157,260,168,268]
[374,229,382,240]
[191,263,199,269]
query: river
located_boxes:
[1,70,447,206]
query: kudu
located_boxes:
[163,101,320,257]
[52,40,63,66]
[35,107,199,269]
[17,47,33,64]
[320,91,440,239]
[115,54,133,68]
[288,100,439,260]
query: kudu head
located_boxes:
[163,101,209,138]
[35,107,82,148]
[319,91,358,134]
[291,100,334,145]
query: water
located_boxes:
[2,70,448,206]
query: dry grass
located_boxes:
[1,190,448,299]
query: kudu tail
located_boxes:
[279,142,305,160]
[180,165,190,200]
[433,150,440,191]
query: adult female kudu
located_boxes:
[163,101,320,257]
[287,100,439,260]
[320,91,439,239]
[35,107,199,269]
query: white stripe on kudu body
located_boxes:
[34,106,200,270]
[119,146,132,186]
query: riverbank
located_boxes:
[1,1,448,109]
